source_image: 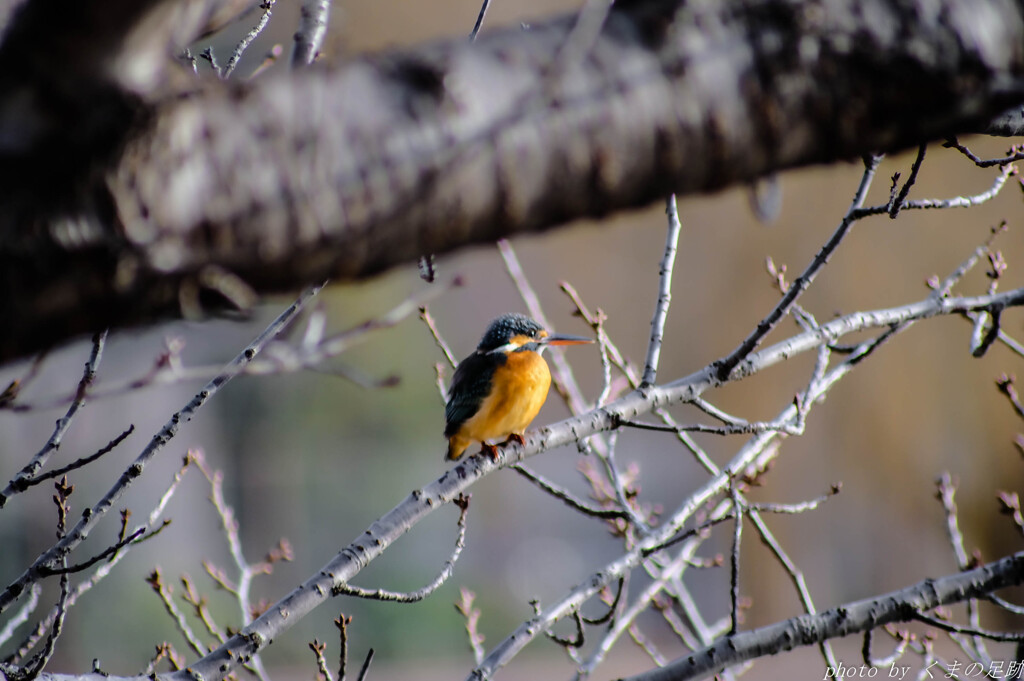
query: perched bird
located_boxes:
[444,313,593,461]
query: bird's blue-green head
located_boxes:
[477,313,593,354]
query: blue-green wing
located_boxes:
[444,352,497,438]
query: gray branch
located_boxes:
[619,551,1024,681]
[0,0,1022,361]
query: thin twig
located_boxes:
[728,486,743,636]
[455,588,486,666]
[935,472,989,664]
[248,44,284,79]
[715,155,881,381]
[547,609,585,648]
[179,575,227,645]
[616,418,801,437]
[7,454,194,664]
[355,649,374,681]
[748,509,838,669]
[146,569,207,658]
[854,162,1015,219]
[936,473,972,570]
[0,286,320,617]
[0,350,48,408]
[561,282,640,387]
[38,527,148,576]
[200,48,221,77]
[224,0,276,78]
[641,195,682,387]
[420,306,458,369]
[497,239,590,414]
[11,281,450,412]
[468,0,491,41]
[888,144,927,218]
[512,465,629,520]
[144,641,186,674]
[996,375,1024,420]
[333,495,470,602]
[592,311,616,407]
[927,221,1008,300]
[1,331,106,507]
[627,623,665,667]
[584,434,651,536]
[747,487,840,515]
[22,425,135,489]
[943,137,1024,167]
[912,612,1024,642]
[0,585,39,649]
[334,614,351,681]
[582,578,624,626]
[621,552,1024,681]
[23,481,73,680]
[181,48,198,75]
[861,626,910,668]
[309,639,332,681]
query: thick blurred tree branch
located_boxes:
[2,0,1024,362]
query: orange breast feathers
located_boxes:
[454,350,552,446]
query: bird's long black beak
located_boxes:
[543,333,594,346]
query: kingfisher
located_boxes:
[444,313,593,461]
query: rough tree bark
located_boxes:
[1,0,1023,362]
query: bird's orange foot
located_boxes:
[503,433,526,446]
[479,443,500,461]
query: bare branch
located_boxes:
[291,0,330,67]
[621,551,1024,681]
[728,487,743,636]
[0,585,39,650]
[332,494,470,603]
[943,137,1024,167]
[145,569,208,658]
[419,306,458,370]
[912,611,1024,643]
[355,649,374,681]
[0,286,320,616]
[861,626,911,668]
[1,332,106,507]
[7,454,194,664]
[334,614,351,681]
[9,281,449,412]
[714,155,880,381]
[511,465,630,520]
[19,425,135,490]
[224,0,276,78]
[640,196,681,388]
[37,527,149,577]
[455,589,485,666]
[498,240,591,414]
[887,143,927,218]
[4,0,1023,360]
[855,162,1016,218]
[468,0,491,41]
[748,509,839,669]
[309,639,332,681]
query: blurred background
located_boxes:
[1,0,1022,679]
